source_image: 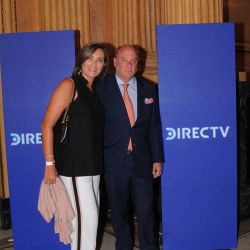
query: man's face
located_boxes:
[113,46,138,82]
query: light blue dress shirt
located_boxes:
[115,74,137,120]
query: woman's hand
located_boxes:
[44,166,57,184]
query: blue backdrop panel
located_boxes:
[157,23,237,249]
[0,31,75,249]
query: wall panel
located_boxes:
[0,0,223,196]
[0,0,223,49]
[0,0,16,33]
[0,68,9,198]
[41,0,90,46]
[225,0,250,77]
[102,0,222,82]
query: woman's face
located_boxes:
[81,48,105,82]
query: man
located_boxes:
[97,45,164,250]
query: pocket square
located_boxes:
[144,98,154,104]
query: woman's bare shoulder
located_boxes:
[52,77,73,94]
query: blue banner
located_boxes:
[0,31,75,249]
[157,23,237,249]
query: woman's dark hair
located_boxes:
[73,43,109,80]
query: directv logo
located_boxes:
[10,133,42,146]
[165,126,230,141]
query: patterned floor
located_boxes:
[1,219,250,249]
[234,232,250,250]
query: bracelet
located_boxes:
[45,161,55,167]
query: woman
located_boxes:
[41,43,108,250]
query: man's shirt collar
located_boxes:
[115,74,137,88]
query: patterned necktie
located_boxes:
[122,83,135,150]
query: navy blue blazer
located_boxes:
[96,75,164,177]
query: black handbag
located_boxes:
[56,78,76,144]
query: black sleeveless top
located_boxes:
[54,74,104,176]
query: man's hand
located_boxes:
[152,162,162,178]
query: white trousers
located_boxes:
[60,175,100,250]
